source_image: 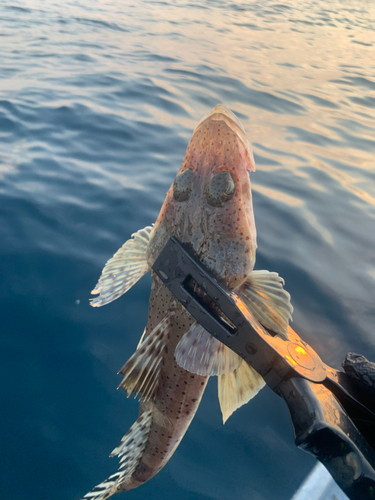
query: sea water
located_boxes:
[1,1,374,499]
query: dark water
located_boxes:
[1,1,375,499]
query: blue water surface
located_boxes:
[1,1,375,499]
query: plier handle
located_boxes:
[152,236,375,500]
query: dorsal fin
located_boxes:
[118,315,171,402]
[175,322,242,376]
[82,410,153,500]
[90,226,153,307]
[136,327,147,349]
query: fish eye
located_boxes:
[206,171,236,207]
[173,168,194,202]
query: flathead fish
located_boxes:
[83,105,293,499]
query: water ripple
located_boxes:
[1,1,375,499]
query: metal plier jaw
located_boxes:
[152,236,375,500]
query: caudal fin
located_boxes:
[81,410,152,500]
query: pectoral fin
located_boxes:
[118,315,170,402]
[90,226,153,307]
[238,270,293,339]
[175,322,242,376]
[218,362,265,424]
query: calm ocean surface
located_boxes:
[1,1,375,499]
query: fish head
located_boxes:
[148,105,257,289]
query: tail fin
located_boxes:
[82,410,152,500]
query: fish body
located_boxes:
[84,105,293,499]
[121,284,208,490]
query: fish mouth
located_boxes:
[196,104,245,132]
[195,104,255,171]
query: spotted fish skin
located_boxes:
[146,105,257,290]
[84,105,293,498]
[123,282,208,489]
[127,106,257,489]
[118,105,258,489]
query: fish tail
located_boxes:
[81,410,153,499]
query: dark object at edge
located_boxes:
[343,353,375,398]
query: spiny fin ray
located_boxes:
[175,322,242,376]
[118,315,170,402]
[90,226,153,307]
[81,410,153,500]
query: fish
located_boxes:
[83,104,293,499]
